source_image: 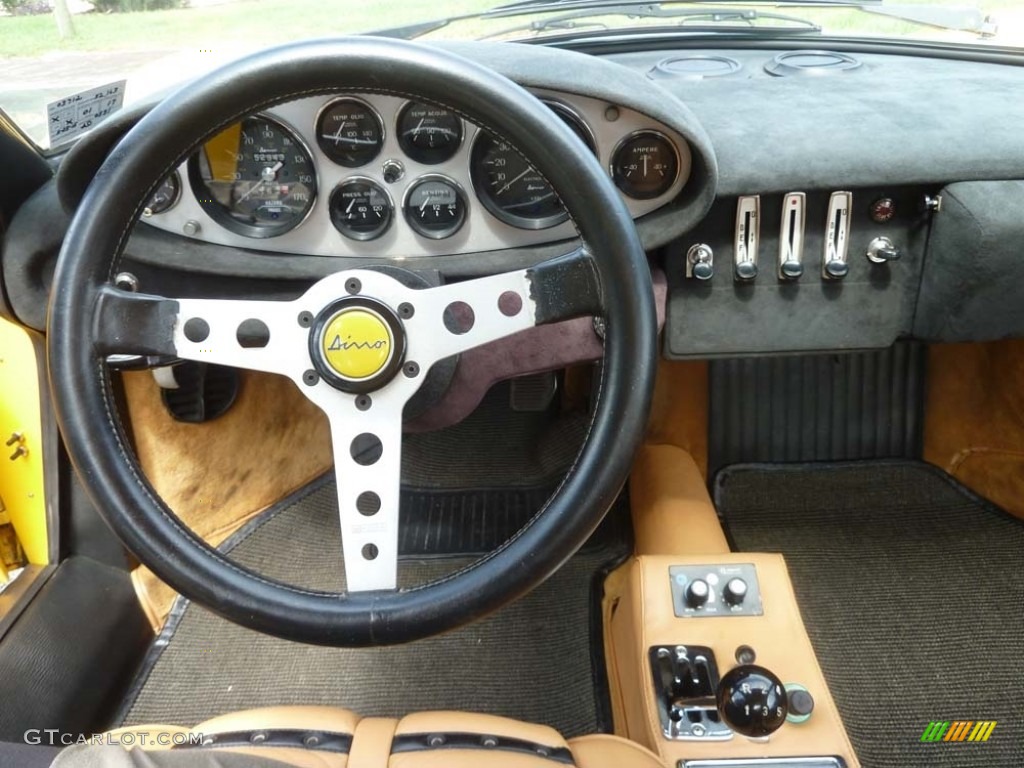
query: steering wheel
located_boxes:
[47,38,657,646]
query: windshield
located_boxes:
[1,0,1020,150]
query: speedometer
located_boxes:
[470,101,595,230]
[189,115,316,238]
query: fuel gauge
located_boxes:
[403,175,466,240]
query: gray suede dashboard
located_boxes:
[5,39,1024,352]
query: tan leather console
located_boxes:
[604,554,859,767]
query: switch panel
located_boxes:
[778,192,806,280]
[734,195,760,280]
[669,563,763,618]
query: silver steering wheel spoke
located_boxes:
[93,248,601,595]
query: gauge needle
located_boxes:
[643,154,649,178]
[419,196,431,213]
[495,168,531,196]
[345,198,356,214]
[330,120,348,144]
[236,180,265,204]
[414,118,424,136]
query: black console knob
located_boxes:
[716,664,788,737]
[723,577,748,606]
[685,579,710,608]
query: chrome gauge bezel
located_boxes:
[469,99,596,231]
[187,113,318,239]
[315,96,386,168]
[394,101,465,165]
[609,129,681,201]
[142,170,181,217]
[470,131,569,231]
[328,176,395,242]
[543,99,597,155]
[402,173,468,240]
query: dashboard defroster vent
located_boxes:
[648,55,742,80]
[765,50,863,77]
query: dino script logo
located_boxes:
[320,308,393,380]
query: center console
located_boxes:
[607,444,860,767]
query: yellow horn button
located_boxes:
[321,308,393,380]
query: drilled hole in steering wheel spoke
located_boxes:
[350,433,383,466]
[356,491,381,516]
[361,543,379,560]
[442,301,475,335]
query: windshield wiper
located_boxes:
[479,6,822,39]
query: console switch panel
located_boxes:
[669,563,764,618]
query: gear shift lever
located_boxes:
[716,664,788,737]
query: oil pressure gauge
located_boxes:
[329,179,393,241]
[403,175,466,239]
[611,130,679,200]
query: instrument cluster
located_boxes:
[141,90,691,257]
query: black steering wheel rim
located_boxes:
[47,38,657,647]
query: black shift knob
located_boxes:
[716,664,788,737]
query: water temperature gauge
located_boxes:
[402,175,467,240]
[610,130,679,200]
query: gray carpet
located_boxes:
[119,478,627,737]
[715,461,1024,768]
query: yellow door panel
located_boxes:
[0,316,48,565]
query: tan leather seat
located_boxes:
[87,706,666,768]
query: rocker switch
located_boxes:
[823,191,852,279]
[734,195,760,281]
[778,192,806,280]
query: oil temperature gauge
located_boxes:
[403,176,466,240]
[610,130,679,200]
[329,179,393,241]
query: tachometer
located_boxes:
[470,102,595,230]
[189,115,316,238]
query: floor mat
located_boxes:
[715,461,1024,768]
[118,476,629,737]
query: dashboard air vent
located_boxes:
[764,50,863,77]
[648,55,742,80]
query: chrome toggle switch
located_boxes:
[686,243,714,281]
[823,191,852,280]
[734,195,760,281]
[778,192,806,280]
[867,236,901,264]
